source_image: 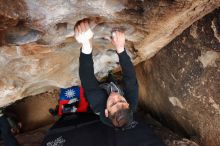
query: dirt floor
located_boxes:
[5,89,60,132]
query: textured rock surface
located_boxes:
[0,0,219,106]
[6,89,59,132]
[0,2,220,145]
[136,8,220,146]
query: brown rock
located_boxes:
[0,0,27,47]
[0,1,220,145]
[136,8,220,146]
[0,0,220,146]
[0,0,27,30]
[0,0,219,107]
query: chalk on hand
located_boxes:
[112,32,116,37]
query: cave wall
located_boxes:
[0,0,220,107]
[136,8,220,146]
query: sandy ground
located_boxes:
[5,89,60,132]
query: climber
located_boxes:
[42,20,165,146]
[75,19,138,128]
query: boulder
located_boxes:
[136,8,220,146]
[0,0,219,106]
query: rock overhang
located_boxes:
[0,0,219,107]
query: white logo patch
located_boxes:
[47,136,66,146]
[65,89,76,98]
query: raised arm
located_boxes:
[75,20,107,114]
[111,31,138,111]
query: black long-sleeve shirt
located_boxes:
[79,50,138,126]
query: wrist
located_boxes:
[116,47,125,54]
[82,40,92,54]
[82,39,91,46]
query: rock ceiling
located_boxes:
[0,0,220,107]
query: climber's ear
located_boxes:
[105,109,108,117]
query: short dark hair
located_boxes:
[110,108,133,127]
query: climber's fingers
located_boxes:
[84,21,90,31]
[80,22,86,32]
[74,27,79,37]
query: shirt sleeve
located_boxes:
[118,50,138,111]
[79,51,107,114]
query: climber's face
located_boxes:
[105,92,129,118]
